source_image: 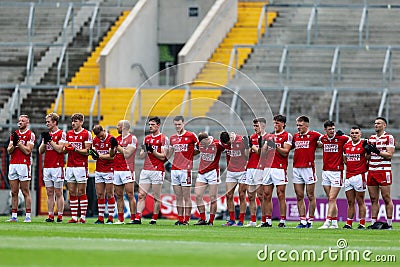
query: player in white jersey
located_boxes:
[365,117,395,229]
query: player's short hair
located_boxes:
[351,125,361,131]
[198,132,209,142]
[46,112,59,125]
[19,114,30,121]
[375,116,387,125]
[149,116,161,125]
[71,113,84,122]
[273,114,286,124]
[120,120,130,130]
[173,115,184,122]
[253,117,266,124]
[92,125,103,135]
[220,131,230,144]
[323,120,335,128]
[296,115,309,123]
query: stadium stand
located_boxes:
[227,0,400,130]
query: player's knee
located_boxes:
[138,191,147,200]
[210,195,217,203]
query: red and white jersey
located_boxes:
[9,129,35,165]
[143,133,169,171]
[92,133,114,173]
[293,130,322,168]
[259,133,275,170]
[66,128,92,167]
[170,131,199,170]
[223,134,247,172]
[368,132,395,172]
[198,137,225,174]
[114,133,138,172]
[44,129,66,168]
[344,140,368,178]
[246,133,262,169]
[320,134,349,171]
[271,131,293,170]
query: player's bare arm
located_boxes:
[48,140,65,154]
[16,141,34,156]
[74,142,91,156]
[378,146,395,160]
[6,142,15,154]
[117,144,135,158]
[153,146,167,161]
[276,142,291,157]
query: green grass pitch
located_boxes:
[0,217,399,267]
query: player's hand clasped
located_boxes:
[267,139,276,149]
[65,143,75,152]
[145,143,154,153]
[12,131,19,147]
[110,137,118,149]
[88,148,100,160]
[41,132,52,144]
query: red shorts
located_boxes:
[367,171,392,186]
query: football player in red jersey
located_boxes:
[168,116,199,225]
[318,120,350,229]
[64,113,92,224]
[135,116,168,225]
[343,126,368,229]
[259,114,292,228]
[292,115,322,228]
[111,120,138,224]
[245,117,266,227]
[193,132,225,226]
[39,113,66,223]
[366,117,395,229]
[7,115,35,223]
[92,125,116,224]
[220,131,249,226]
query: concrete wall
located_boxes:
[158,0,216,44]
[177,0,237,84]
[99,0,159,88]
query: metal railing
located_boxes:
[57,45,68,85]
[358,7,369,46]
[89,86,100,130]
[330,47,341,88]
[229,86,240,128]
[382,46,392,88]
[257,5,266,43]
[307,7,318,45]
[89,3,100,48]
[27,3,35,43]
[279,46,289,86]
[62,3,74,45]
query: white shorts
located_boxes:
[226,171,247,184]
[171,169,192,187]
[345,173,367,192]
[43,167,64,188]
[322,170,344,188]
[293,167,318,185]
[8,164,31,181]
[113,171,135,186]
[139,170,164,185]
[65,167,88,183]
[262,168,288,186]
[246,168,264,186]
[197,169,221,185]
[95,171,114,184]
